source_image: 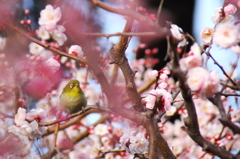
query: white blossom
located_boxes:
[38,4,61,31]
[213,22,239,48]
[29,42,44,55]
[94,123,109,136]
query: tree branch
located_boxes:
[209,94,240,134]
[81,32,158,38]
[109,1,144,111]
[169,36,239,159]
[88,0,168,35]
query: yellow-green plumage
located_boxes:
[60,80,87,114]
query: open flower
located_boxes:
[68,45,84,58]
[29,42,44,55]
[224,4,237,15]
[37,26,50,40]
[94,123,109,136]
[120,129,149,154]
[129,132,149,154]
[26,108,47,122]
[211,5,236,24]
[179,43,202,72]
[50,25,67,46]
[38,4,61,31]
[15,107,27,126]
[145,88,172,111]
[187,67,219,97]
[201,28,214,44]
[213,22,239,48]
[12,108,47,139]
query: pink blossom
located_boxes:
[15,107,27,126]
[145,88,172,111]
[160,73,168,81]
[213,22,239,48]
[45,57,60,73]
[38,4,61,31]
[145,90,157,109]
[211,7,234,24]
[161,68,170,75]
[187,67,219,97]
[179,43,202,72]
[68,45,84,58]
[179,56,202,72]
[187,67,209,92]
[26,108,47,122]
[12,108,47,139]
[224,4,237,15]
[201,28,214,44]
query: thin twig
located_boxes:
[221,93,240,97]
[52,123,59,148]
[96,148,126,158]
[39,106,111,127]
[220,80,240,90]
[81,32,158,38]
[8,24,86,64]
[220,55,239,92]
[209,94,240,134]
[205,51,237,86]
[156,0,165,24]
[88,0,168,36]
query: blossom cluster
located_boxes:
[9,107,47,139]
[119,125,149,154]
[201,3,240,52]
[29,4,85,75]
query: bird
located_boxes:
[60,80,87,114]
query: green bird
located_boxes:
[60,80,87,114]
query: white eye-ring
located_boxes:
[70,83,74,88]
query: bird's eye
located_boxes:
[70,84,74,88]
